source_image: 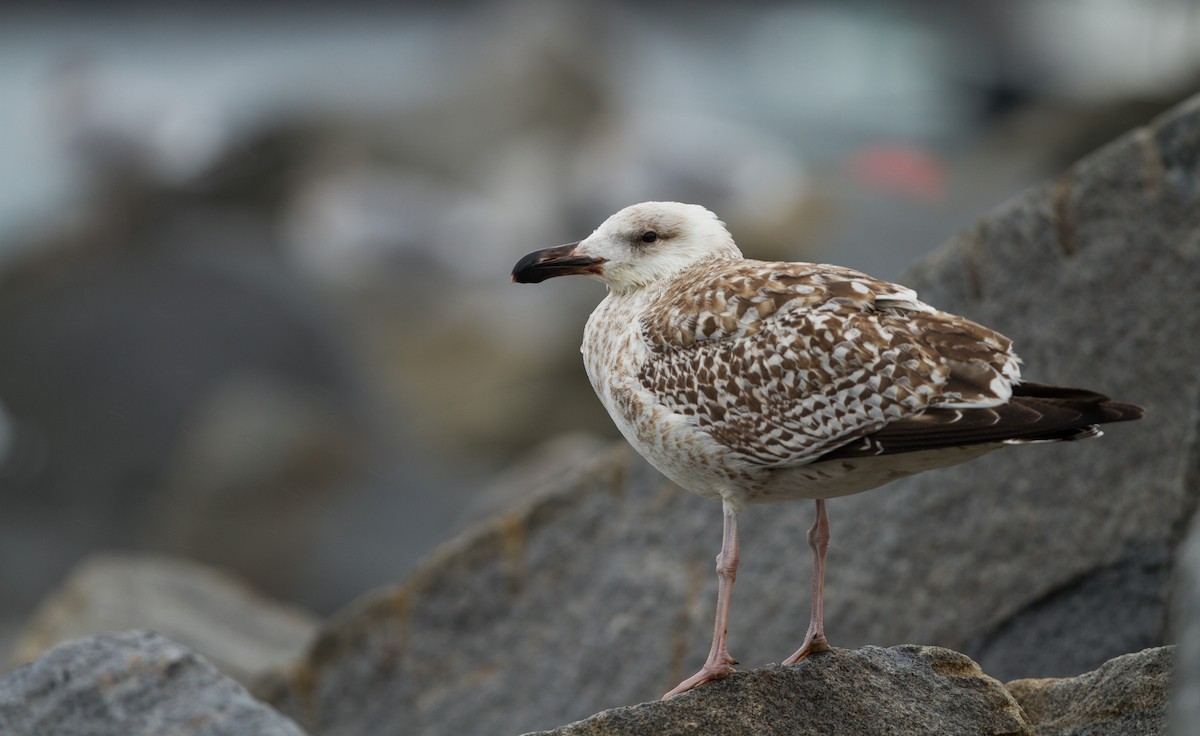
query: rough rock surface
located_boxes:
[261,95,1200,735]
[1007,647,1173,736]
[458,432,612,527]
[525,646,1031,736]
[0,630,307,736]
[10,553,317,685]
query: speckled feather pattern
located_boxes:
[582,255,1022,507]
[639,257,1020,465]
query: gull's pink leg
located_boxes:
[662,501,740,699]
[783,498,831,665]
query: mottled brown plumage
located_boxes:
[636,258,1027,468]
[511,201,1144,700]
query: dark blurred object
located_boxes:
[0,177,379,622]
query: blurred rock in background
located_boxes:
[1,0,1199,672]
[12,553,316,687]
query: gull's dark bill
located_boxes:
[511,242,605,283]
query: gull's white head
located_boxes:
[512,202,742,293]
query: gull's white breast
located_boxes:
[582,291,750,504]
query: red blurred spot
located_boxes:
[848,144,946,203]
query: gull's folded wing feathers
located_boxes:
[817,382,1146,460]
[637,259,1022,467]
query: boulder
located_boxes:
[11,553,317,686]
[1007,646,1173,736]
[526,646,1031,736]
[457,432,612,527]
[255,445,657,735]
[0,630,307,736]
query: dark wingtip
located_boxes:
[1105,401,1146,423]
[1013,382,1145,424]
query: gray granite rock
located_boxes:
[0,629,307,736]
[256,445,657,735]
[10,553,317,685]
[261,94,1200,735]
[1007,647,1173,736]
[525,646,1031,736]
[457,432,612,527]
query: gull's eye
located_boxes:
[641,231,658,243]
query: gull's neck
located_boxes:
[606,250,742,298]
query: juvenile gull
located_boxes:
[511,201,1144,699]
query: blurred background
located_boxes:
[1,0,1198,658]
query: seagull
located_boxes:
[511,201,1144,699]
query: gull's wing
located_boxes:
[817,382,1145,461]
[637,259,1022,467]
